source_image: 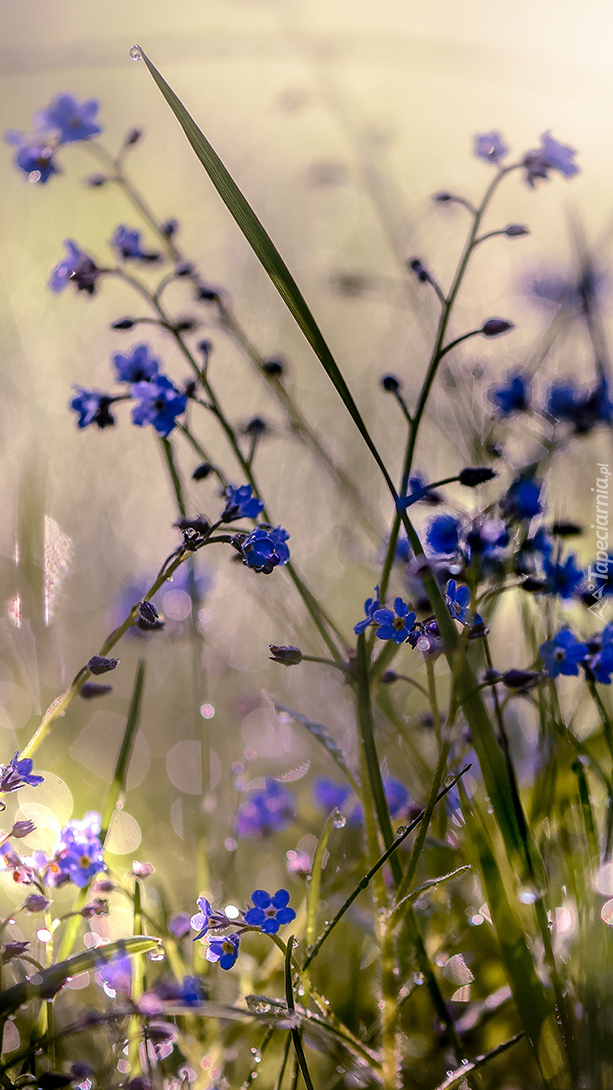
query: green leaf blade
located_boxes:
[139,51,396,497]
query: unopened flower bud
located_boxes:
[81,898,109,918]
[262,356,285,377]
[137,601,163,630]
[175,261,194,277]
[269,645,303,666]
[551,521,583,537]
[125,128,143,146]
[11,820,36,839]
[132,861,155,878]
[244,416,267,438]
[80,683,113,699]
[86,173,108,187]
[481,318,514,337]
[192,462,213,481]
[23,893,50,913]
[433,191,452,202]
[380,670,399,684]
[409,258,430,283]
[381,374,401,393]
[504,224,529,237]
[87,655,119,676]
[458,466,497,487]
[161,218,178,237]
[111,318,136,330]
[502,668,541,689]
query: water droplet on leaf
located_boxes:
[332,809,347,829]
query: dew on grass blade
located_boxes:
[331,808,347,828]
[129,45,142,61]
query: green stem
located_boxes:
[378,164,517,604]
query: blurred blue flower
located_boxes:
[221,484,264,522]
[474,132,508,164]
[5,132,59,183]
[239,526,290,574]
[312,777,352,811]
[526,265,607,313]
[244,889,296,934]
[546,377,613,433]
[181,976,205,1005]
[131,374,187,437]
[111,225,159,262]
[465,519,509,562]
[445,580,472,624]
[523,131,579,186]
[353,586,381,634]
[190,897,231,941]
[586,643,613,685]
[350,778,410,826]
[502,477,542,520]
[539,630,588,679]
[427,514,461,555]
[547,381,580,420]
[54,811,105,887]
[543,555,584,599]
[0,754,43,793]
[373,598,416,644]
[490,373,530,415]
[48,239,100,294]
[95,952,132,997]
[70,387,115,430]
[206,933,240,970]
[113,343,160,383]
[34,93,101,143]
[236,778,294,838]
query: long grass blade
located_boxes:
[100,658,146,840]
[355,633,401,885]
[139,50,397,497]
[460,793,570,1089]
[305,811,336,947]
[0,936,158,1018]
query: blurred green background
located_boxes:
[1,0,612,922]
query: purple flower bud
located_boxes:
[269,645,303,666]
[458,467,497,487]
[79,683,113,699]
[124,128,142,146]
[23,893,50,913]
[481,318,514,337]
[192,462,213,481]
[137,600,163,630]
[11,820,36,839]
[81,898,109,918]
[381,374,401,392]
[409,257,430,283]
[502,669,541,689]
[2,941,29,963]
[111,318,136,330]
[132,860,155,878]
[262,356,285,377]
[87,655,119,675]
[504,224,529,237]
